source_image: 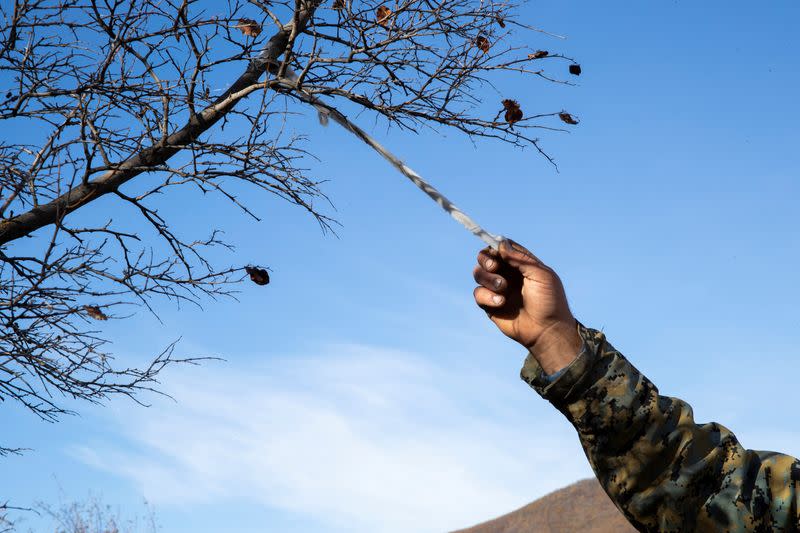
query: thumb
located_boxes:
[498,239,546,276]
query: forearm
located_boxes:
[521,323,800,532]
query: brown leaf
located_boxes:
[497,16,506,28]
[83,305,108,321]
[245,266,270,286]
[332,0,346,10]
[376,5,392,24]
[502,99,523,125]
[236,18,262,37]
[559,112,579,125]
[475,35,490,54]
[569,63,582,76]
[528,50,549,60]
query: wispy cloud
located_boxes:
[74,343,590,533]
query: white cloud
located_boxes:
[73,343,591,533]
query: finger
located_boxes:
[473,286,505,309]
[477,247,501,272]
[500,238,541,262]
[498,238,548,274]
[473,264,507,292]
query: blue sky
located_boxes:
[2,1,799,532]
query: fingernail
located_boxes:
[492,295,503,305]
[493,277,502,289]
[485,259,495,269]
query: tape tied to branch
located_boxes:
[273,67,503,250]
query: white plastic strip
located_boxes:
[277,73,503,250]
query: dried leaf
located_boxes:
[475,35,490,54]
[317,108,330,126]
[5,92,11,99]
[497,16,506,28]
[528,50,549,60]
[236,18,262,37]
[376,5,392,24]
[559,112,579,125]
[332,0,346,10]
[569,63,582,76]
[502,99,523,125]
[83,305,108,321]
[245,266,270,286]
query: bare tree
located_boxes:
[1,500,29,533]
[1,509,11,533]
[1,504,13,533]
[0,0,579,446]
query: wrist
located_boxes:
[526,319,582,375]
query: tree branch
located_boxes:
[0,0,322,246]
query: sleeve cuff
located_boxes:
[519,321,606,407]
[542,365,569,383]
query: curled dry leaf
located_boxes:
[502,99,523,125]
[475,35,490,54]
[245,266,270,286]
[83,305,108,321]
[332,0,346,10]
[559,112,579,125]
[497,16,506,28]
[528,50,549,59]
[569,63,582,76]
[236,18,262,37]
[376,5,392,24]
[317,108,330,126]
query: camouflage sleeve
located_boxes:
[520,322,800,532]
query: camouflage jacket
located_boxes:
[521,322,800,532]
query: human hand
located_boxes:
[472,239,582,375]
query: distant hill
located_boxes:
[451,478,638,533]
